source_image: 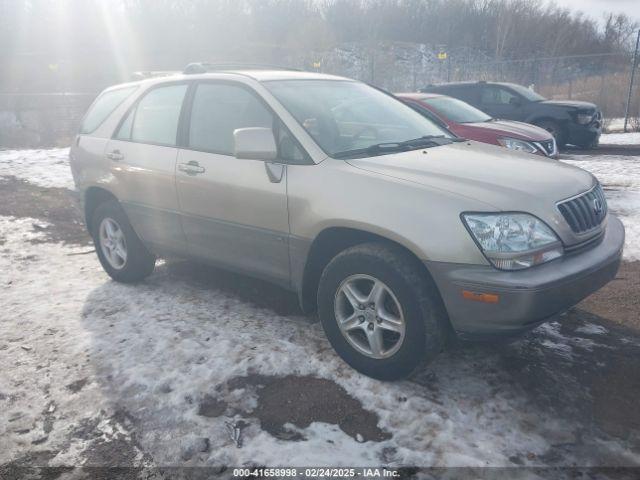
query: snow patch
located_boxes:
[600,132,640,145]
[575,323,608,336]
[562,155,640,261]
[540,339,574,359]
[0,148,72,189]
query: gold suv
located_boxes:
[70,64,624,380]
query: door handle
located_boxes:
[106,150,124,161]
[178,161,206,175]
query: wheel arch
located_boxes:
[84,186,120,231]
[298,226,443,315]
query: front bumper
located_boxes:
[567,115,602,147]
[426,215,624,339]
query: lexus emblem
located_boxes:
[593,198,603,216]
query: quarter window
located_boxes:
[188,83,274,155]
[80,86,137,134]
[123,84,188,146]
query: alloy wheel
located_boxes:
[334,274,406,359]
[98,217,127,270]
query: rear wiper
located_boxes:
[333,135,456,159]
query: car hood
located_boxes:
[539,99,597,111]
[464,119,552,141]
[346,140,595,237]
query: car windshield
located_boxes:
[264,80,454,158]
[421,96,492,123]
[507,83,546,102]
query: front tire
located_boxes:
[91,200,156,283]
[317,243,447,380]
[576,137,599,150]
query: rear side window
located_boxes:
[188,83,273,155]
[80,86,137,134]
[116,84,188,146]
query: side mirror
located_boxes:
[509,97,522,107]
[233,127,277,161]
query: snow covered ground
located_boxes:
[561,153,640,260]
[601,132,640,145]
[603,118,640,135]
[1,143,640,470]
[0,148,73,189]
[2,215,639,469]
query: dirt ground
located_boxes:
[1,162,639,477]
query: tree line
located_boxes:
[0,0,637,91]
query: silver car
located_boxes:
[70,65,624,380]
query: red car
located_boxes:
[397,93,558,158]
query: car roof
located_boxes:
[105,69,351,93]
[395,92,444,100]
[424,80,519,89]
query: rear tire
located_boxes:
[317,242,447,380]
[535,119,567,148]
[91,200,156,283]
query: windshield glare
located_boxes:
[422,96,491,123]
[264,80,453,157]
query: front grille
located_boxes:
[564,230,605,255]
[592,110,602,128]
[557,183,607,234]
[537,139,556,156]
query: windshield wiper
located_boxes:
[333,135,456,159]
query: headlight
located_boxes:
[462,213,563,270]
[497,137,538,154]
[575,113,594,125]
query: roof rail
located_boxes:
[183,62,302,74]
[131,71,180,81]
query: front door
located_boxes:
[175,81,291,284]
[478,85,524,120]
[105,82,189,251]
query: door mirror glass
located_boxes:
[234,127,277,161]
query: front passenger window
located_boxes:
[188,83,274,155]
[481,87,518,105]
[188,83,307,163]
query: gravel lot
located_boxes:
[0,141,639,478]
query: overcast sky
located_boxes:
[553,0,640,24]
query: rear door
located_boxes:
[175,81,294,284]
[104,82,189,251]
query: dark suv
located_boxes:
[420,81,602,148]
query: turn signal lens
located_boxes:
[462,290,499,303]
